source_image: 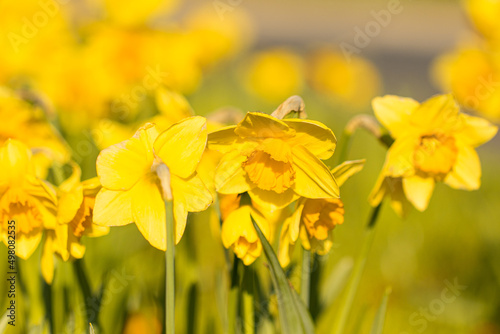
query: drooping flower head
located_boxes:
[208,111,339,211]
[93,118,212,250]
[369,94,498,216]
[0,139,57,259]
[279,160,364,267]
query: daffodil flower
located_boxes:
[369,94,498,216]
[208,112,339,211]
[279,160,365,267]
[41,164,109,284]
[93,118,213,250]
[221,204,270,266]
[0,139,57,259]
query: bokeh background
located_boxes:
[1,0,499,333]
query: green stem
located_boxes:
[300,249,311,308]
[228,256,241,334]
[165,200,175,334]
[42,277,54,334]
[331,203,383,334]
[73,259,96,326]
[242,266,255,334]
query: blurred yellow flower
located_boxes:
[243,48,305,103]
[221,204,269,266]
[465,0,500,40]
[93,119,212,250]
[307,48,381,108]
[369,94,498,216]
[209,111,339,211]
[279,160,364,267]
[41,165,109,284]
[0,139,57,259]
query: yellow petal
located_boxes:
[93,188,134,226]
[16,230,42,259]
[131,177,166,251]
[41,232,55,284]
[455,113,498,147]
[402,175,435,211]
[368,172,387,208]
[97,124,158,191]
[154,116,207,179]
[235,112,295,139]
[289,199,305,242]
[155,87,194,123]
[384,136,418,177]
[221,206,253,248]
[292,145,339,198]
[207,126,239,153]
[444,144,481,190]
[0,139,34,185]
[387,178,412,218]
[172,200,188,245]
[331,159,366,187]
[278,218,294,268]
[372,95,418,138]
[170,174,213,213]
[215,150,253,194]
[59,162,82,193]
[410,94,459,131]
[57,185,84,224]
[248,187,299,211]
[283,119,337,159]
[82,177,102,197]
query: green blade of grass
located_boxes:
[251,216,314,334]
[370,288,391,334]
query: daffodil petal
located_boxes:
[93,188,134,226]
[248,187,299,211]
[132,177,166,251]
[384,136,418,177]
[97,124,158,191]
[0,139,34,186]
[221,206,252,248]
[410,94,459,131]
[292,145,339,199]
[402,175,435,211]
[215,150,253,194]
[278,218,294,268]
[16,230,43,259]
[170,174,213,212]
[172,201,188,245]
[331,159,366,187]
[207,126,239,153]
[455,113,498,147]
[283,119,337,159]
[368,172,387,208]
[58,185,84,224]
[289,199,305,242]
[372,95,418,137]
[444,144,481,190]
[235,112,295,138]
[41,232,55,284]
[154,116,207,179]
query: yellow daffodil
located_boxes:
[209,111,339,211]
[369,94,498,216]
[243,49,305,103]
[221,204,269,266]
[307,48,381,108]
[279,160,365,267]
[93,118,212,250]
[0,139,57,259]
[41,165,109,284]
[465,0,500,40]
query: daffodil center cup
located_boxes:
[413,132,458,178]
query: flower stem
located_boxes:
[73,259,97,327]
[300,249,311,308]
[242,266,255,334]
[228,255,241,334]
[331,203,383,334]
[165,200,175,334]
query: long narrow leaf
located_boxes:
[251,217,314,334]
[369,288,391,334]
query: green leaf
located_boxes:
[369,288,391,334]
[251,216,314,334]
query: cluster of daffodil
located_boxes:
[433,0,500,120]
[0,0,251,132]
[242,47,381,109]
[1,72,498,331]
